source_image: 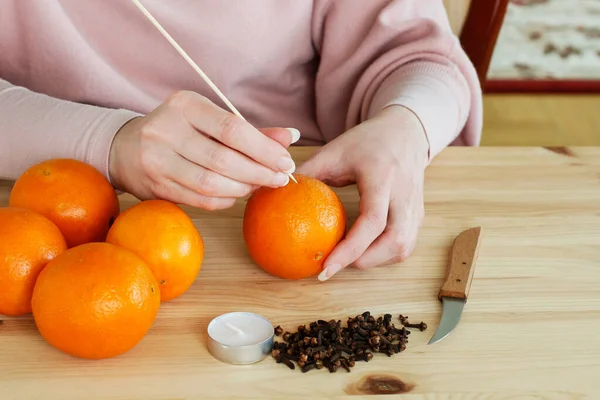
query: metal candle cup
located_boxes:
[207,312,274,365]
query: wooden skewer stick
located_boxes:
[130,0,243,119]
[130,0,297,184]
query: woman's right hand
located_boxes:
[108,90,298,210]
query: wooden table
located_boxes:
[1,147,599,399]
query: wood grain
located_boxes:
[1,147,600,399]
[439,227,482,300]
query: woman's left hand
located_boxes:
[296,105,429,281]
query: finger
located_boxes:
[295,147,344,183]
[260,128,301,148]
[352,222,418,270]
[176,92,296,174]
[318,174,391,281]
[151,178,237,211]
[164,154,255,198]
[175,128,290,188]
[354,189,424,269]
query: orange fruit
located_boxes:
[31,242,160,359]
[106,200,204,302]
[243,174,346,280]
[0,207,67,316]
[9,158,120,248]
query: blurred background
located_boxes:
[448,0,600,146]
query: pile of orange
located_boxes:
[0,159,204,359]
[0,158,347,361]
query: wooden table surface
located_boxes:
[1,146,600,399]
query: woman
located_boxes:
[0,0,482,280]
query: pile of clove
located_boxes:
[271,312,427,373]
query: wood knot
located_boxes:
[545,146,575,158]
[345,374,415,395]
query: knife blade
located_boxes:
[428,226,482,345]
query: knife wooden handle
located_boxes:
[438,227,482,301]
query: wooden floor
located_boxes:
[481,94,600,146]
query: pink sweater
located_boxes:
[0,0,482,182]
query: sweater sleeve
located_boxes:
[0,78,141,181]
[311,0,483,161]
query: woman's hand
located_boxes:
[296,105,429,281]
[108,90,299,210]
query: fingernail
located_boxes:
[277,156,295,172]
[285,163,295,175]
[318,264,342,282]
[272,172,289,187]
[286,128,301,144]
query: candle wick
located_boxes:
[226,322,244,335]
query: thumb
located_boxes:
[259,127,301,149]
[296,147,340,182]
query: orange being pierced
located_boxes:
[0,207,67,317]
[243,174,346,280]
[106,199,204,302]
[31,242,160,359]
[9,158,120,248]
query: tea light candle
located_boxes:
[207,312,275,364]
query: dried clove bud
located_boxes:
[340,358,352,372]
[271,312,427,373]
[405,322,428,331]
[275,353,295,370]
[301,362,317,373]
[355,352,374,362]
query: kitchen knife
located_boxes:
[428,226,482,345]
